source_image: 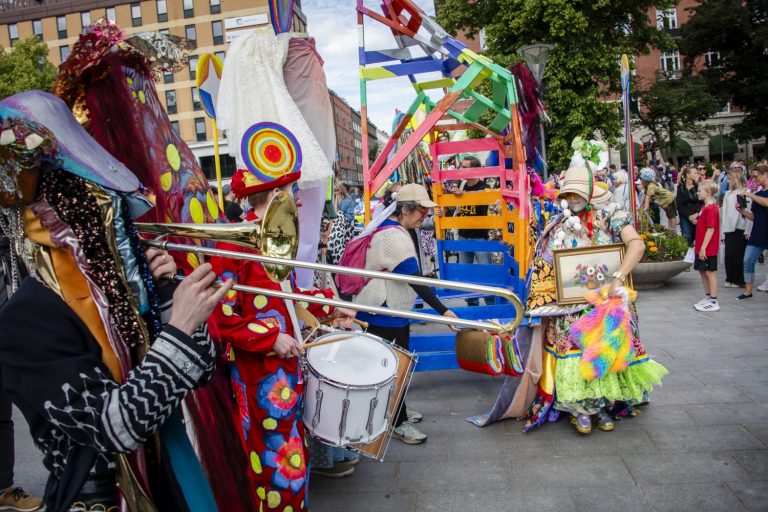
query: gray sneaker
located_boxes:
[406,408,423,423]
[311,460,355,478]
[392,421,428,444]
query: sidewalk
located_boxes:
[10,266,768,511]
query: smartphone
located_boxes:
[737,194,747,210]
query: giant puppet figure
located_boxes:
[52,21,255,510]
[0,91,230,512]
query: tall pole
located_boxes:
[620,55,638,229]
[517,44,553,181]
[717,124,725,168]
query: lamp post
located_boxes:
[717,124,725,169]
[517,44,553,180]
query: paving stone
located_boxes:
[729,449,768,480]
[414,490,575,512]
[311,491,414,512]
[569,486,653,512]
[616,405,696,430]
[651,385,753,406]
[549,428,659,456]
[685,403,768,426]
[726,481,768,512]
[738,384,768,403]
[645,425,765,453]
[693,369,768,387]
[382,432,450,462]
[397,459,511,492]
[622,452,751,484]
[641,483,747,512]
[310,457,399,495]
[744,424,768,445]
[509,455,635,488]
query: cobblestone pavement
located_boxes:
[10,266,768,511]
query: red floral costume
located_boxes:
[210,211,334,511]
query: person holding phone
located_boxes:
[736,164,768,299]
[721,169,750,288]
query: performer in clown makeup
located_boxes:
[208,123,354,511]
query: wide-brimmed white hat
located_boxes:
[557,165,612,205]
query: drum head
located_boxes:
[306,334,398,387]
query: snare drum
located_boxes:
[302,332,399,448]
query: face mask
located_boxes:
[567,198,588,213]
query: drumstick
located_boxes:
[266,332,359,357]
[319,315,369,330]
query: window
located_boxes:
[171,121,180,135]
[156,0,168,22]
[106,7,116,21]
[80,12,91,33]
[183,0,194,18]
[185,25,197,43]
[192,87,201,110]
[165,90,177,114]
[195,117,207,141]
[211,21,223,45]
[215,51,226,62]
[189,56,198,80]
[705,50,722,68]
[32,19,43,40]
[660,51,680,74]
[56,16,67,39]
[59,45,70,62]
[131,3,142,27]
[656,8,678,29]
[210,0,221,14]
[8,24,18,46]
[720,102,731,114]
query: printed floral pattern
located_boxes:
[262,423,306,493]
[257,367,298,419]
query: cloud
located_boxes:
[303,0,439,133]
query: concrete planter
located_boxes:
[632,260,691,289]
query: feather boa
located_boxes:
[570,285,637,381]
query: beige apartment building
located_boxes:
[0,0,307,180]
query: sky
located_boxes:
[302,0,438,135]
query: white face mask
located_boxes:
[567,197,588,213]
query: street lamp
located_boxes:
[717,124,725,169]
[517,44,554,180]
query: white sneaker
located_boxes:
[693,297,712,308]
[392,421,427,444]
[757,279,768,292]
[406,408,423,423]
[694,300,720,312]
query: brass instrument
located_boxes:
[137,192,523,334]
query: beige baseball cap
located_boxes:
[396,183,438,207]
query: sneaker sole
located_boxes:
[391,432,427,445]
[311,467,355,478]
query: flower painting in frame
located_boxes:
[552,243,631,305]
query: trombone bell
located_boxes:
[136,191,299,281]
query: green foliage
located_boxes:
[679,0,768,145]
[436,0,675,169]
[640,226,688,262]
[635,75,724,166]
[0,37,57,100]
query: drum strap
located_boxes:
[279,280,304,344]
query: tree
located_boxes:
[0,37,57,100]
[679,0,768,146]
[436,0,675,169]
[635,75,724,167]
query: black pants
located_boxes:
[724,230,747,285]
[0,391,13,490]
[365,324,410,428]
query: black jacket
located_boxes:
[676,183,703,218]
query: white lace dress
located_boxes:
[217,30,332,189]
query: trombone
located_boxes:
[137,193,524,334]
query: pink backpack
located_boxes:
[335,224,400,296]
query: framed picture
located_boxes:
[552,243,631,305]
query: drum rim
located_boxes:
[304,332,400,388]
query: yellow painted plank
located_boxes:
[439,215,505,230]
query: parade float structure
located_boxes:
[356,0,533,370]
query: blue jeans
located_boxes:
[679,216,696,248]
[743,245,764,284]
[0,392,13,489]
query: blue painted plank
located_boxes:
[440,239,508,252]
[442,263,512,285]
[414,352,459,371]
[411,333,455,352]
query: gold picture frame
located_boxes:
[552,243,631,305]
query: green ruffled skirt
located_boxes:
[554,356,668,408]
